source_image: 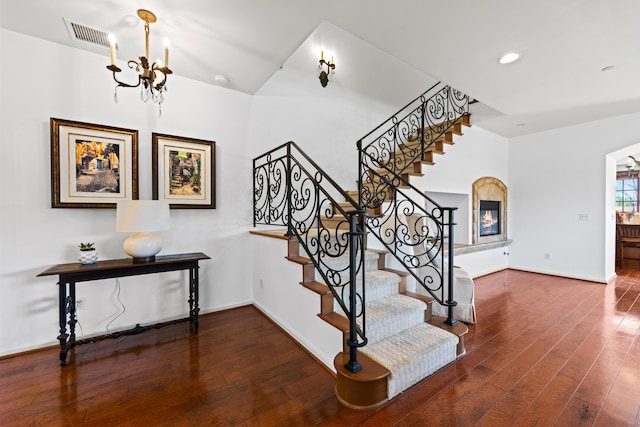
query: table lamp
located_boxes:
[116,200,170,262]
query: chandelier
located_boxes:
[107,9,172,115]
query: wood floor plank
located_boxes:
[2,267,640,426]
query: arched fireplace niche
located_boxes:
[472,177,507,245]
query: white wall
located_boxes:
[4,21,633,361]
[251,234,343,370]
[0,29,254,356]
[508,112,640,283]
[409,124,511,276]
[249,21,438,186]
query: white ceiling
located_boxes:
[1,0,639,137]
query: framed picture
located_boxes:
[152,133,216,209]
[50,118,138,208]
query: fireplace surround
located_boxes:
[472,177,507,244]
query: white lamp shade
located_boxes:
[116,200,170,232]
[116,200,170,261]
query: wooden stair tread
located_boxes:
[428,316,468,356]
[380,157,433,167]
[286,255,311,265]
[358,180,410,189]
[301,280,330,295]
[407,129,453,143]
[397,141,446,154]
[370,169,424,180]
[427,316,469,336]
[318,312,349,332]
[365,248,389,256]
[402,290,435,304]
[249,229,293,240]
[381,267,410,277]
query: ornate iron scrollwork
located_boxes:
[357,83,469,325]
[253,142,367,371]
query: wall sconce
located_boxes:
[318,50,335,87]
[116,200,170,263]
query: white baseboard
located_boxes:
[252,301,337,372]
[507,265,608,284]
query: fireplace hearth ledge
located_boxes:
[453,239,512,256]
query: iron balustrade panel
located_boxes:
[357,83,469,325]
[253,146,289,227]
[359,85,470,201]
[252,142,368,367]
[289,165,362,311]
[364,184,455,305]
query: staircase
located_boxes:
[252,82,471,408]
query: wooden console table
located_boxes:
[38,252,210,366]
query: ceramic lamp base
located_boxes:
[123,232,162,262]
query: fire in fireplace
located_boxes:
[479,200,500,236]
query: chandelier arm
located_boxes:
[151,66,172,91]
[106,64,143,89]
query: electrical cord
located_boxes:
[76,318,84,340]
[105,278,127,336]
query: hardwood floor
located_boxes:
[2,267,639,426]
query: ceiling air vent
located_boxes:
[63,18,112,49]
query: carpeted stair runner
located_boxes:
[362,322,458,398]
[318,250,458,399]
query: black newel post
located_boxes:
[285,143,294,237]
[344,212,363,373]
[445,208,458,326]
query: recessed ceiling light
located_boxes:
[123,15,139,27]
[213,75,229,86]
[601,65,615,72]
[498,52,520,64]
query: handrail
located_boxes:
[357,83,469,325]
[358,81,442,143]
[255,141,360,210]
[253,141,366,372]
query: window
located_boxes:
[616,177,639,212]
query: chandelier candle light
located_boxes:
[318,50,335,87]
[107,9,172,115]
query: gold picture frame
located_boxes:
[50,118,139,208]
[152,133,216,209]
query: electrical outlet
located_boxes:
[544,253,550,261]
[578,213,590,221]
[76,299,84,309]
[260,279,264,289]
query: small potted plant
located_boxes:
[78,242,98,265]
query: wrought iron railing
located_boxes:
[357,83,469,325]
[253,141,367,373]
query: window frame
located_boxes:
[616,174,640,213]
